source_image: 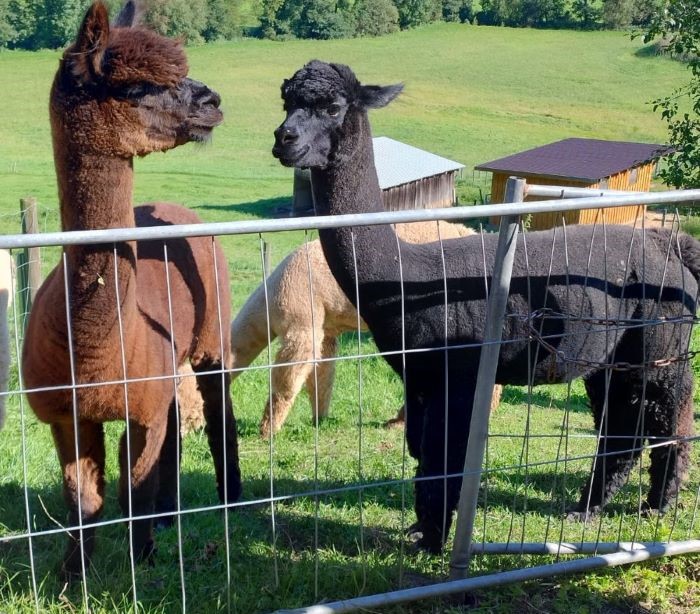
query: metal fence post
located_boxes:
[449,176,526,580]
[17,196,42,328]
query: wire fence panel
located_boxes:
[0,187,699,613]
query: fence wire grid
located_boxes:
[0,185,700,613]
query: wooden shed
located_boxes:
[474,138,670,230]
[292,136,464,215]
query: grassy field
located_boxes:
[1,21,699,613]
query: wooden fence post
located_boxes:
[18,197,42,326]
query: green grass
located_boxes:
[1,22,699,613]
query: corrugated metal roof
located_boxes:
[474,138,671,183]
[373,136,464,189]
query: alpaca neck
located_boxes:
[56,150,135,233]
[54,143,138,337]
[311,113,402,311]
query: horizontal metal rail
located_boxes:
[277,540,700,614]
[0,188,699,250]
[471,542,684,555]
[525,185,650,199]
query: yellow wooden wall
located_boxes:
[488,161,655,230]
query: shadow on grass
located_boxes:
[0,465,687,613]
[501,386,590,413]
[0,471,411,614]
[194,196,294,220]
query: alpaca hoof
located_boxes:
[642,499,677,517]
[155,495,176,530]
[259,420,277,440]
[405,521,422,538]
[60,542,92,581]
[565,507,600,523]
[136,539,157,566]
[155,515,175,530]
[405,522,443,554]
[383,417,405,429]
[60,559,87,583]
[640,502,656,518]
[154,494,178,530]
[219,473,242,505]
[640,501,668,518]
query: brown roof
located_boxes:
[474,138,672,183]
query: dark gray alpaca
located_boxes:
[273,60,699,554]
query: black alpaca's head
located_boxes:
[272,60,402,168]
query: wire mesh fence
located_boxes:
[0,186,700,613]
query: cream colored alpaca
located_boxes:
[0,249,14,431]
[228,220,500,437]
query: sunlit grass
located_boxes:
[0,21,698,614]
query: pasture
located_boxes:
[1,22,699,613]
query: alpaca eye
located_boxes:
[327,104,341,117]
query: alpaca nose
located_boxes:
[276,125,298,146]
[196,86,221,108]
[187,78,221,108]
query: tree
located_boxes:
[303,0,355,39]
[0,0,18,47]
[477,0,515,25]
[203,0,243,41]
[354,0,399,36]
[571,0,600,28]
[394,0,441,29]
[643,1,700,188]
[142,0,208,44]
[518,0,567,27]
[35,0,86,48]
[259,0,354,39]
[602,0,661,29]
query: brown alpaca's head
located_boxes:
[51,1,223,158]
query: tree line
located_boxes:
[0,0,241,49]
[1,0,663,49]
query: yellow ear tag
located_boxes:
[97,275,105,286]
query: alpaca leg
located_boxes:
[305,335,337,422]
[572,371,644,519]
[230,286,278,383]
[118,418,168,564]
[645,368,694,514]
[411,372,473,553]
[404,380,426,461]
[384,405,405,429]
[194,362,242,504]
[259,333,314,437]
[155,398,180,528]
[176,363,204,435]
[490,384,503,413]
[387,384,501,430]
[51,420,106,577]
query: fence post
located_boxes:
[18,197,42,326]
[449,176,525,581]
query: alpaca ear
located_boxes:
[113,0,142,28]
[71,2,110,79]
[359,83,403,110]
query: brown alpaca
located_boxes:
[21,1,241,577]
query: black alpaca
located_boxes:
[273,60,699,553]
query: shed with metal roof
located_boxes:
[293,136,465,214]
[474,138,671,229]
